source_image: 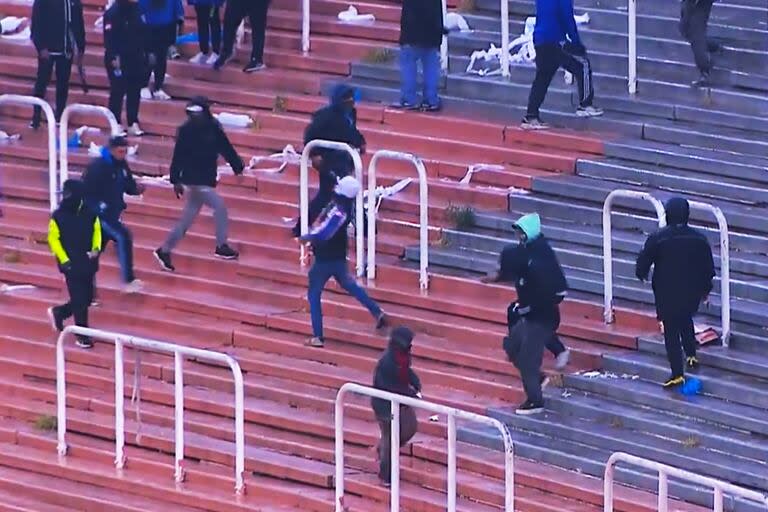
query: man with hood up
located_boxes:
[154,96,244,272]
[299,176,387,348]
[371,326,421,487]
[292,84,366,239]
[636,197,715,388]
[47,179,102,349]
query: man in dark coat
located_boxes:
[393,0,445,111]
[371,326,421,487]
[636,197,715,388]
[680,0,721,87]
[292,84,366,238]
[47,179,101,349]
[82,135,145,293]
[30,0,86,129]
[154,97,244,271]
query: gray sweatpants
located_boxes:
[162,185,228,251]
[508,319,549,405]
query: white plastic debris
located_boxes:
[445,12,471,32]
[429,415,439,422]
[561,390,572,398]
[1,26,30,40]
[0,284,37,293]
[0,16,26,34]
[364,177,413,213]
[460,163,505,185]
[338,6,376,23]
[215,112,254,128]
[0,131,21,142]
[247,144,300,174]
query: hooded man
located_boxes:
[636,197,715,388]
[292,84,366,239]
[47,179,101,349]
[154,96,244,271]
[299,176,386,348]
[371,326,421,487]
[30,0,86,129]
[82,135,145,293]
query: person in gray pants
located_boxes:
[680,0,721,87]
[154,97,245,272]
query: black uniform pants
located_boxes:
[221,0,270,63]
[107,67,142,126]
[56,271,95,330]
[680,0,717,74]
[148,24,175,90]
[377,405,418,482]
[32,55,72,126]
[526,43,594,119]
[507,319,549,406]
[663,314,697,378]
[195,5,222,54]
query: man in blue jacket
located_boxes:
[299,176,387,348]
[139,0,184,101]
[522,0,603,130]
[82,136,145,293]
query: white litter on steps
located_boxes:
[459,163,506,185]
[0,131,21,142]
[215,112,254,128]
[364,177,413,213]
[247,145,300,174]
[579,370,638,380]
[445,12,471,32]
[338,6,376,23]
[0,284,37,294]
[0,16,26,35]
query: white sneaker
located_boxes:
[115,124,127,137]
[123,279,144,294]
[189,52,207,64]
[153,89,171,101]
[140,87,153,100]
[206,52,219,66]
[576,106,604,118]
[555,349,571,370]
[128,123,144,136]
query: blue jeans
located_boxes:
[308,259,382,338]
[399,45,441,107]
[100,218,135,284]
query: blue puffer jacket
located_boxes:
[187,0,225,6]
[139,0,184,26]
[533,0,582,46]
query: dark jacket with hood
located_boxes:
[170,99,245,187]
[300,192,354,262]
[31,0,86,57]
[82,147,141,221]
[499,213,568,330]
[371,327,422,419]
[103,0,150,76]
[636,197,715,320]
[399,0,445,48]
[48,180,101,275]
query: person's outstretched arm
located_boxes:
[635,235,658,282]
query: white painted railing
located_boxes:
[500,0,511,78]
[628,0,638,94]
[299,140,365,277]
[604,452,768,512]
[334,382,514,512]
[59,103,121,195]
[366,150,429,290]
[441,0,449,72]
[0,94,57,211]
[603,189,666,324]
[56,326,246,494]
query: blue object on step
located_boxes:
[176,32,199,45]
[67,131,81,148]
[681,377,702,396]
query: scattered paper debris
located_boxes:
[338,6,376,23]
[0,284,37,293]
[247,145,300,174]
[460,163,505,185]
[215,112,254,128]
[0,131,21,142]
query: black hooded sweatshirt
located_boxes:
[31,0,86,57]
[103,0,149,77]
[371,338,422,420]
[49,180,100,275]
[636,197,715,320]
[399,0,445,48]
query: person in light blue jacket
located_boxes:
[187,0,224,65]
[139,0,184,100]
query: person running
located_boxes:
[299,176,387,347]
[636,197,715,388]
[680,0,721,87]
[371,326,421,487]
[30,0,86,129]
[139,0,183,101]
[154,97,244,271]
[47,179,101,349]
[82,135,145,293]
[213,0,270,72]
[521,0,602,130]
[188,0,224,65]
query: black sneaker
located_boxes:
[515,400,544,415]
[153,248,175,272]
[375,312,388,330]
[47,307,64,332]
[691,73,711,88]
[215,244,239,260]
[243,60,266,73]
[75,336,94,349]
[213,52,233,70]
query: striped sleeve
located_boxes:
[303,205,348,243]
[47,218,70,264]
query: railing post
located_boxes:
[500,0,511,77]
[390,401,400,512]
[440,0,449,72]
[334,388,346,512]
[714,487,724,512]
[59,104,121,190]
[230,358,246,495]
[114,338,126,468]
[56,331,68,456]
[447,415,457,512]
[628,0,637,94]
[302,0,310,54]
[657,471,668,512]
[603,457,615,512]
[174,351,185,483]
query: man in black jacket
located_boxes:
[371,326,421,486]
[47,179,101,349]
[82,135,145,293]
[104,0,153,136]
[292,84,366,238]
[680,0,721,87]
[299,176,386,348]
[154,97,244,271]
[213,0,270,72]
[636,197,715,388]
[30,0,86,129]
[393,0,444,111]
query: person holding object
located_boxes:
[47,179,101,349]
[188,0,224,65]
[154,97,244,272]
[391,0,445,112]
[104,0,152,136]
[299,176,387,348]
[521,0,602,130]
[371,326,421,487]
[680,0,721,87]
[139,0,183,101]
[213,0,270,72]
[82,135,145,293]
[636,197,715,388]
[30,0,86,129]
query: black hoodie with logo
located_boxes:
[636,197,715,320]
[371,327,422,420]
